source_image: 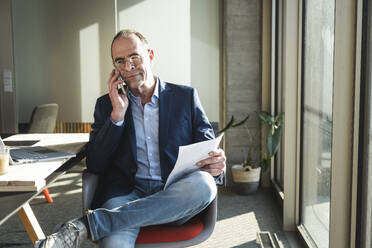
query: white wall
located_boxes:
[12,0,115,123]
[190,0,220,122]
[12,0,220,123]
[116,0,220,122]
[117,0,191,86]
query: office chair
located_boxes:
[28,103,59,203]
[82,170,217,247]
[28,103,59,133]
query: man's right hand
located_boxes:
[108,69,129,123]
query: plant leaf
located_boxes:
[256,111,268,122]
[218,116,234,134]
[274,112,284,123]
[267,125,282,156]
[232,115,250,127]
[267,131,273,155]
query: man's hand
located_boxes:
[197,148,226,176]
[108,70,129,123]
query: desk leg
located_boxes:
[17,202,46,244]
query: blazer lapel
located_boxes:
[159,80,172,151]
[125,104,137,162]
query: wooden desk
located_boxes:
[0,133,89,244]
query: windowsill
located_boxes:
[272,179,284,200]
[271,179,284,209]
[270,179,306,248]
[297,224,318,248]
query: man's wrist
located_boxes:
[110,117,124,126]
[110,112,124,124]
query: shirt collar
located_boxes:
[152,78,159,100]
[128,78,159,104]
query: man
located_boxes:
[36,29,226,248]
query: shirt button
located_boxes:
[147,136,150,139]
[145,118,148,121]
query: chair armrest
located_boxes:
[201,194,217,232]
[82,169,99,214]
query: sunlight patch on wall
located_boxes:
[117,0,191,85]
[79,23,101,122]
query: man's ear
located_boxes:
[148,49,155,65]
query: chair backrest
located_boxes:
[28,103,59,133]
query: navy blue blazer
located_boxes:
[86,79,215,208]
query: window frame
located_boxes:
[269,0,362,247]
[357,0,372,247]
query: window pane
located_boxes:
[360,1,372,247]
[274,0,284,188]
[300,0,335,247]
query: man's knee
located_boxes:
[183,171,217,204]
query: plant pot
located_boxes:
[231,164,261,195]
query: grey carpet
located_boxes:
[0,172,299,248]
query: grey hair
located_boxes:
[111,29,150,58]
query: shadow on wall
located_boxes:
[14,0,219,124]
[13,0,117,123]
[116,0,220,123]
[116,0,192,86]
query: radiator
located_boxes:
[54,122,92,133]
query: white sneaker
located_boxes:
[35,218,87,248]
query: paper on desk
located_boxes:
[164,133,224,189]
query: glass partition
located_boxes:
[300,0,335,247]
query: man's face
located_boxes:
[112,35,154,89]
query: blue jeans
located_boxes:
[86,170,217,248]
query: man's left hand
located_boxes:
[197,148,226,176]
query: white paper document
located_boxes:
[164,133,224,189]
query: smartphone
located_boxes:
[117,75,127,95]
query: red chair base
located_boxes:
[42,188,53,203]
[136,218,204,244]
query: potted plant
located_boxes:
[218,112,284,194]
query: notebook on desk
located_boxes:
[0,136,75,164]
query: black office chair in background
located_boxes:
[28,103,59,203]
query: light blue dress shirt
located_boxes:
[111,81,161,181]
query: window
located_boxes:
[359,1,372,247]
[273,0,284,189]
[299,0,335,247]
